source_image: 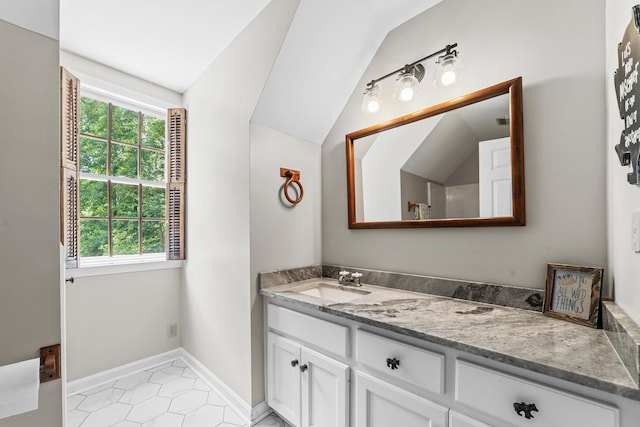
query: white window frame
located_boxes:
[69,85,184,277]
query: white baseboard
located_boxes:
[66,348,182,395]
[179,349,254,424]
[66,347,271,424]
[250,400,271,425]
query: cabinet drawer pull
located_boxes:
[513,402,539,419]
[386,357,400,370]
[300,364,308,372]
[291,359,299,367]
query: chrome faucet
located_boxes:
[338,270,363,287]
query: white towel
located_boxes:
[413,203,430,220]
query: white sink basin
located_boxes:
[295,283,370,303]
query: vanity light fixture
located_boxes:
[362,43,461,114]
[434,47,463,87]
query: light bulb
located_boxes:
[435,52,462,87]
[440,68,456,86]
[394,71,419,102]
[362,84,383,114]
[366,99,381,113]
[399,87,414,101]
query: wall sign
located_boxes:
[615,5,640,185]
[542,263,603,328]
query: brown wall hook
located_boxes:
[280,167,304,205]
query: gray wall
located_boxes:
[65,269,181,380]
[0,19,62,426]
[249,123,321,404]
[400,171,428,220]
[446,148,478,186]
[182,0,299,407]
[322,0,606,290]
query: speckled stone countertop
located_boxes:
[261,278,640,401]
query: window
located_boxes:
[79,96,167,258]
[61,67,186,268]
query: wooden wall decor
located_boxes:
[543,264,603,328]
[614,5,640,185]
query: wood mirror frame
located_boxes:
[346,77,524,229]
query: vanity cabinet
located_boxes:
[266,306,350,427]
[265,301,628,427]
[355,371,448,427]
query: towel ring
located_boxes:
[280,168,304,205]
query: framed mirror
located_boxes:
[346,77,524,229]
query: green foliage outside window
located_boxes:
[79,96,166,257]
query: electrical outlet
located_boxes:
[167,322,178,338]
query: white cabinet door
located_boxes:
[450,410,493,427]
[267,332,302,426]
[301,347,350,427]
[355,372,448,427]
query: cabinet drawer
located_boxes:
[356,329,444,395]
[455,360,619,427]
[267,304,349,357]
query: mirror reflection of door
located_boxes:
[479,137,512,217]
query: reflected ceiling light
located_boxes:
[362,43,460,114]
[435,46,463,87]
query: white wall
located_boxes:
[361,117,441,221]
[59,53,184,381]
[65,269,181,380]
[322,0,606,290]
[0,0,58,40]
[182,0,299,408]
[0,19,62,426]
[607,0,640,325]
[249,123,321,403]
[400,171,428,220]
[60,50,182,110]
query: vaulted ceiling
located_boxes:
[60,0,442,144]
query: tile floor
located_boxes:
[66,358,289,427]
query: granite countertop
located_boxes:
[261,277,640,401]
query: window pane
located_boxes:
[141,150,165,181]
[112,220,139,255]
[80,219,109,257]
[142,187,165,218]
[142,221,165,254]
[112,183,138,218]
[80,97,108,138]
[111,105,138,144]
[80,180,108,217]
[80,137,107,174]
[142,115,165,149]
[111,143,138,178]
